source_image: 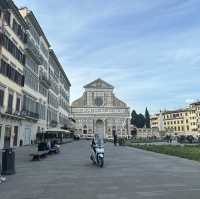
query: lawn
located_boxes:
[129,144,200,162]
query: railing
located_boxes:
[25,39,43,65]
[39,73,51,88]
[21,109,39,119]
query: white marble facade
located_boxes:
[71,79,130,138]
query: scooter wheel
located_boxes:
[98,157,104,168]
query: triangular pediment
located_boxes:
[84,78,114,89]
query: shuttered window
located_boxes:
[0,59,24,86]
[2,34,26,65]
[0,89,4,107]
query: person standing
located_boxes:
[113,130,117,146]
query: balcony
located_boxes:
[25,39,43,65]
[21,109,39,120]
[39,73,51,89]
[49,120,58,128]
[1,107,24,120]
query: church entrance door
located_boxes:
[96,120,104,138]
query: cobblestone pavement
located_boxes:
[0,140,200,199]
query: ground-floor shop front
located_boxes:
[0,114,46,149]
[0,114,23,149]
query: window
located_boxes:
[26,56,38,74]
[2,34,26,65]
[95,97,103,106]
[83,125,87,134]
[12,19,18,34]
[7,93,13,114]
[13,126,18,146]
[23,95,38,114]
[48,92,58,108]
[4,126,11,148]
[12,19,27,43]
[39,83,47,97]
[4,11,11,26]
[0,88,4,107]
[0,59,24,86]
[24,67,38,91]
[38,103,46,120]
[16,97,21,112]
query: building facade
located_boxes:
[0,0,27,148]
[19,7,50,145]
[150,102,200,135]
[71,79,130,139]
[48,49,71,129]
[0,1,71,149]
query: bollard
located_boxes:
[1,148,15,175]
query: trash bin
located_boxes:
[1,148,15,175]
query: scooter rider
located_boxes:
[91,133,99,153]
[90,133,104,167]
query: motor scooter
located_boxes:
[90,135,104,168]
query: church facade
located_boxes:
[71,79,130,138]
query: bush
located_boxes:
[118,138,126,146]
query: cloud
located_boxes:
[15,0,200,114]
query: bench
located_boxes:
[30,150,49,161]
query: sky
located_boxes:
[15,0,200,114]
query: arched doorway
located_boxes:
[83,125,87,134]
[96,119,104,137]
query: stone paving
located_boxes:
[0,140,200,199]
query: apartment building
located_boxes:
[48,50,71,129]
[150,112,164,131]
[151,102,200,135]
[0,1,71,148]
[0,0,27,148]
[190,102,200,132]
[19,7,51,145]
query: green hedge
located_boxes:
[130,144,200,162]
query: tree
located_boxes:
[131,110,145,128]
[131,110,138,126]
[137,114,146,128]
[145,107,150,128]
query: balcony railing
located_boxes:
[21,109,39,120]
[25,39,43,65]
[39,73,51,88]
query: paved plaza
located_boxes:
[1,140,200,199]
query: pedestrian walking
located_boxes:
[113,131,117,146]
